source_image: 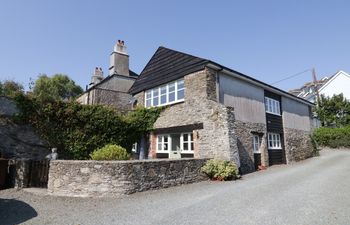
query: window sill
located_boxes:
[146,99,184,108]
[156,151,194,154]
[266,112,281,116]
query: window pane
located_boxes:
[160,86,167,95]
[164,143,168,150]
[153,97,159,106]
[269,99,273,112]
[191,142,194,151]
[169,83,175,92]
[183,134,188,142]
[158,144,162,151]
[161,95,167,104]
[169,92,175,102]
[146,99,151,107]
[164,136,168,142]
[190,133,193,141]
[177,79,184,90]
[177,89,184,100]
[146,91,152,99]
[183,143,188,150]
[153,89,159,97]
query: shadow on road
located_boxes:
[0,198,37,225]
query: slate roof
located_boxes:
[128,47,209,94]
[86,70,138,92]
[129,46,313,106]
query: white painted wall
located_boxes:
[319,71,350,100]
[219,73,266,124]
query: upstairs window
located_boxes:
[265,97,281,115]
[145,78,185,107]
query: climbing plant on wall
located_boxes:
[13,94,162,159]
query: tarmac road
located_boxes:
[1,149,350,225]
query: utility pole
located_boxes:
[312,68,321,105]
[312,68,323,126]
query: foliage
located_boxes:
[32,74,83,102]
[313,126,350,148]
[0,80,24,97]
[315,94,350,127]
[90,144,129,160]
[13,95,162,159]
[201,159,240,181]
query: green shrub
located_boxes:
[313,126,350,148]
[13,95,162,159]
[90,144,129,160]
[201,159,240,181]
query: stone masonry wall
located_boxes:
[134,68,240,165]
[0,97,50,160]
[233,121,267,174]
[48,158,208,197]
[284,128,313,163]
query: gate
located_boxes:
[28,160,50,188]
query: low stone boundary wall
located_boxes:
[48,158,209,197]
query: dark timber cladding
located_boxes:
[265,90,285,165]
[129,47,209,94]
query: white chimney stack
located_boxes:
[109,40,130,76]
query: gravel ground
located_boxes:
[1,148,350,225]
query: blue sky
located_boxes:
[1,0,349,91]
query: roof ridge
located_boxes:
[158,46,209,62]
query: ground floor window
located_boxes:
[156,132,194,153]
[253,135,261,153]
[267,133,282,149]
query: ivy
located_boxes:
[13,95,162,159]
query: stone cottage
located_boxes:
[77,40,138,112]
[129,47,314,174]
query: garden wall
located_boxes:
[48,158,208,197]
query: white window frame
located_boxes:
[253,135,261,153]
[267,133,282,149]
[156,132,194,153]
[180,133,194,153]
[145,78,185,107]
[157,135,169,152]
[265,97,281,116]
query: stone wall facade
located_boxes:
[134,68,240,165]
[48,158,208,197]
[283,128,313,163]
[77,75,136,112]
[0,97,50,160]
[233,121,268,174]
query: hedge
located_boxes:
[313,126,350,148]
[13,94,162,159]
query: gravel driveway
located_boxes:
[1,149,350,225]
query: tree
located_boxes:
[315,94,350,127]
[32,74,83,102]
[0,80,24,97]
